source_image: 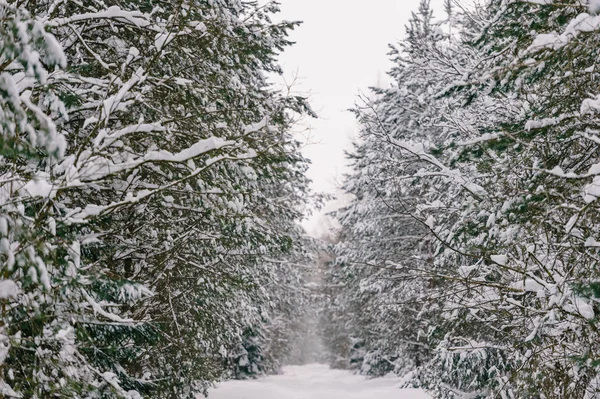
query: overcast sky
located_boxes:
[272,0,444,236]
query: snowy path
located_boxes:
[207,364,430,399]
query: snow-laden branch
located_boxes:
[527,13,600,52]
[64,148,258,222]
[46,6,154,29]
[81,289,134,324]
[386,136,487,199]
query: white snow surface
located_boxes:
[0,280,18,299]
[206,364,430,399]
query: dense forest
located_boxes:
[4,0,600,398]
[0,1,319,397]
[323,0,600,398]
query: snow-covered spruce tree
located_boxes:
[327,0,463,377]
[0,4,116,398]
[321,0,600,396]
[389,0,600,397]
[2,0,312,397]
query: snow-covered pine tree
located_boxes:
[365,0,600,397]
[413,1,600,397]
[326,0,465,377]
[2,0,313,397]
[0,4,121,397]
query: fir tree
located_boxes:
[1,0,314,397]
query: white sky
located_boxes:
[273,0,445,237]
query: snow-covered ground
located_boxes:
[207,364,430,399]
